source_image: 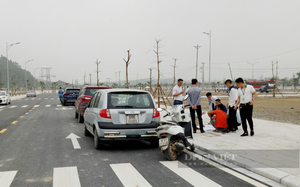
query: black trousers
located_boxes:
[239,104,254,133]
[189,105,204,131]
[228,106,238,131]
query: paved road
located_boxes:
[0,93,268,187]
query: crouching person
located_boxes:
[207,104,228,132]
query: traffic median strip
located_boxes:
[0,129,7,133]
[11,121,18,125]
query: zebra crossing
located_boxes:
[0,104,68,110]
[0,161,225,187]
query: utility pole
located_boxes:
[95,60,101,86]
[89,73,92,85]
[228,63,234,81]
[194,45,201,80]
[118,71,121,87]
[247,62,259,80]
[272,61,275,97]
[172,59,177,85]
[203,30,211,89]
[25,59,33,92]
[202,62,205,87]
[84,72,86,85]
[149,68,153,92]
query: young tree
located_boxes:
[123,50,132,89]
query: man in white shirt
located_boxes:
[225,79,239,132]
[172,78,184,106]
[206,92,218,111]
[234,77,258,137]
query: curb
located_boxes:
[194,144,300,187]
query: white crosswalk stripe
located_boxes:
[21,105,28,108]
[110,163,152,187]
[160,161,222,187]
[57,105,62,107]
[34,105,40,107]
[9,106,17,108]
[45,105,51,107]
[53,166,81,187]
[51,98,54,100]
[0,171,18,187]
[0,106,6,108]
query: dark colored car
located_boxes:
[62,88,80,106]
[75,86,111,123]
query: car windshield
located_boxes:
[85,89,100,96]
[0,92,6,96]
[107,92,154,109]
[27,91,35,93]
[66,89,80,93]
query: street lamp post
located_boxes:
[34,68,40,90]
[203,30,211,89]
[6,42,21,94]
[247,62,259,80]
[25,59,34,92]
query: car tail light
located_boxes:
[153,108,160,118]
[63,93,69,96]
[81,97,91,102]
[100,109,111,119]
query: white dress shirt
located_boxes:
[238,85,256,104]
[228,86,238,107]
[172,85,183,101]
[207,96,218,110]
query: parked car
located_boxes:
[83,89,160,149]
[62,88,80,106]
[75,86,111,123]
[0,91,11,105]
[26,90,37,97]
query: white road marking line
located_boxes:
[45,98,48,100]
[51,98,54,100]
[9,106,17,108]
[0,170,18,187]
[110,163,152,187]
[34,105,40,107]
[53,166,81,187]
[160,161,222,187]
[38,98,41,100]
[57,105,62,107]
[184,150,267,187]
[66,133,81,149]
[45,105,51,107]
[21,105,28,108]
[31,98,35,100]
[0,106,6,108]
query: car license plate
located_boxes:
[126,114,139,124]
[159,138,169,147]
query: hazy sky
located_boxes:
[1,0,300,84]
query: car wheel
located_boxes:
[94,129,104,150]
[75,111,78,119]
[78,114,84,123]
[149,139,159,148]
[84,126,91,136]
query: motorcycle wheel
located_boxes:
[164,142,178,161]
[190,144,195,152]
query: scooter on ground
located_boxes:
[156,104,195,161]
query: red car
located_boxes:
[75,86,111,123]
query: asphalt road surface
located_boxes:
[0,93,268,187]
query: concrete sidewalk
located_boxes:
[192,113,300,187]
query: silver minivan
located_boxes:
[83,89,160,149]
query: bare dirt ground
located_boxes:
[203,97,300,125]
[158,91,300,125]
